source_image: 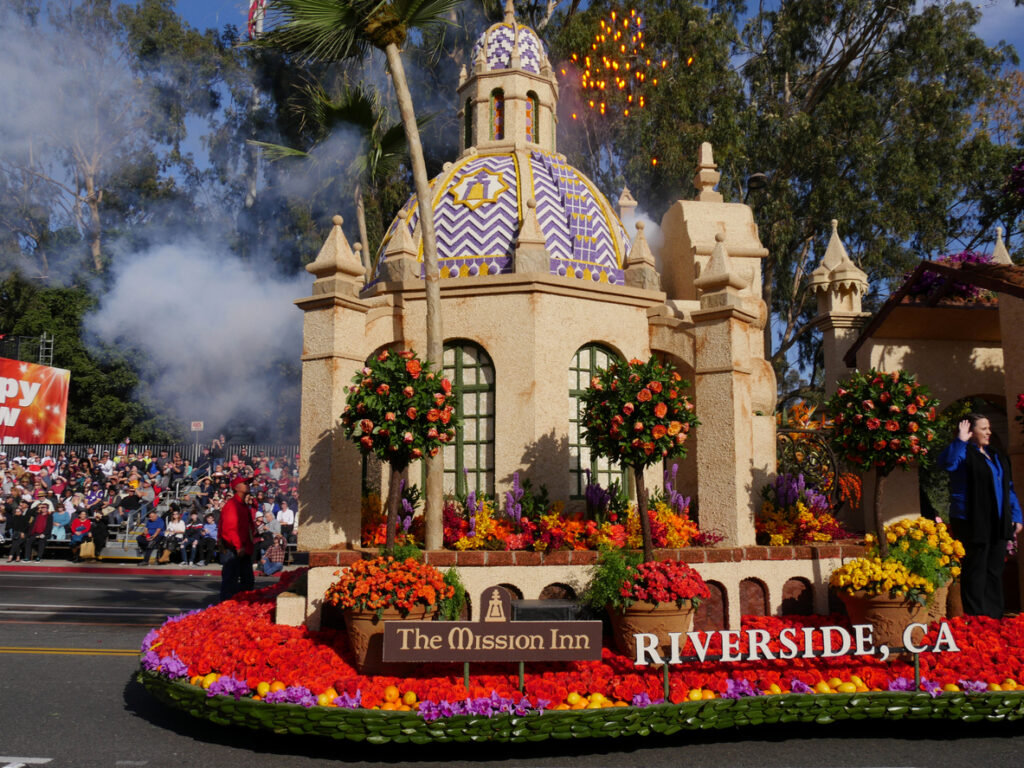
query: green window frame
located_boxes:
[443,342,495,497]
[569,344,626,499]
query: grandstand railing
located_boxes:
[0,443,299,465]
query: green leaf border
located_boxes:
[139,670,1024,744]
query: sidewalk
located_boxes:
[0,558,303,578]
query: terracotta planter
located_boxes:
[839,591,928,650]
[926,581,951,624]
[608,600,695,662]
[343,605,435,674]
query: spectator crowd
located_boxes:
[0,439,299,572]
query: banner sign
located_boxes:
[383,586,603,663]
[0,357,70,444]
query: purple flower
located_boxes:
[505,472,524,523]
[417,694,542,722]
[333,690,362,708]
[959,679,988,694]
[921,679,942,698]
[207,675,251,700]
[631,692,653,707]
[663,463,689,515]
[160,653,189,679]
[140,650,161,672]
[264,685,316,707]
[789,679,813,694]
[723,678,758,699]
[140,629,159,653]
[888,677,915,692]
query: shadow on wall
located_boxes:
[509,429,569,489]
[305,421,358,542]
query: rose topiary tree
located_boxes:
[341,349,459,552]
[826,369,941,558]
[580,356,699,561]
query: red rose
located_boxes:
[623,403,635,416]
[908,421,919,433]
[360,436,373,449]
[384,411,396,422]
[874,439,887,450]
[889,438,901,449]
[634,421,645,432]
[406,407,417,420]
[885,420,899,431]
[441,378,452,394]
[398,350,414,359]
[866,418,881,430]
[402,432,413,444]
[648,381,663,394]
[377,350,389,362]
[376,383,390,396]
[405,359,421,378]
[862,399,875,410]
[643,442,655,455]
[654,402,668,418]
[651,424,667,439]
[906,403,917,414]
[403,386,415,397]
[426,409,440,422]
[637,388,653,402]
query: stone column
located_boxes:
[691,235,758,547]
[295,216,370,550]
[1000,294,1024,609]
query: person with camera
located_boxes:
[218,477,255,600]
[940,414,1023,618]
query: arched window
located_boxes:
[444,342,495,496]
[525,91,539,143]
[464,98,473,149]
[490,89,505,141]
[569,344,626,498]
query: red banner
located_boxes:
[0,357,70,444]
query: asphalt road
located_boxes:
[3,570,1024,768]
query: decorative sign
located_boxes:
[632,622,961,666]
[448,168,510,211]
[190,421,205,432]
[383,586,602,663]
[0,357,70,444]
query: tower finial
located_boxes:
[504,0,515,24]
[992,225,1012,265]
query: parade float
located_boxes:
[138,3,1024,744]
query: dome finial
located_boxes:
[992,225,1012,265]
[504,0,515,24]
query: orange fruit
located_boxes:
[269,680,287,693]
[554,703,570,710]
[189,675,203,687]
[381,701,398,711]
[251,694,262,701]
[1003,679,1018,691]
[323,687,339,700]
[701,689,716,700]
[383,685,401,703]
[256,682,270,697]
[988,682,1003,691]
[397,704,411,712]
[317,693,335,707]
[613,700,629,707]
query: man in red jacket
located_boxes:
[218,476,255,600]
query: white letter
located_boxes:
[720,630,741,662]
[634,633,663,666]
[801,627,816,658]
[0,378,16,403]
[0,407,19,428]
[17,380,40,408]
[686,631,713,662]
[668,632,684,664]
[902,623,929,653]
[931,621,960,653]
[778,627,800,659]
[746,629,775,661]
[820,626,852,658]
[853,624,876,656]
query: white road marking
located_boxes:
[8,585,214,595]
[0,758,52,766]
[0,603,192,612]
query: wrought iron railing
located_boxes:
[776,427,841,507]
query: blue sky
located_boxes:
[174,0,1024,57]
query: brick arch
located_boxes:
[780,577,813,616]
[740,577,769,617]
[539,583,576,600]
[694,579,727,631]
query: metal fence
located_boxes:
[0,443,299,465]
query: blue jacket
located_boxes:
[144,516,165,538]
[939,439,1022,524]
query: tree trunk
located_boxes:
[635,466,653,562]
[874,469,888,559]
[384,43,444,550]
[385,464,404,554]
[355,183,371,284]
[84,173,103,272]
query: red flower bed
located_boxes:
[149,576,1024,709]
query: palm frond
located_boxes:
[395,0,464,31]
[247,140,311,161]
[256,0,378,62]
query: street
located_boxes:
[3,568,1024,767]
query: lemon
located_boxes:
[687,688,703,701]
[402,690,418,706]
[827,677,843,689]
[256,681,270,697]
[988,683,1003,691]
[566,691,583,706]
[942,683,960,693]
[813,681,832,694]
[767,683,782,695]
[201,673,220,690]
[836,682,858,694]
[317,693,335,707]
[586,701,603,709]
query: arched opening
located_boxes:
[740,577,769,617]
[539,583,576,601]
[694,579,727,631]
[490,89,505,140]
[568,343,627,498]
[780,577,813,616]
[443,341,496,496]
[525,91,539,143]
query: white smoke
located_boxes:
[85,240,309,436]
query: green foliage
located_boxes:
[437,567,467,621]
[580,356,699,470]
[581,547,642,611]
[382,542,424,560]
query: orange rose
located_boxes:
[651,424,667,439]
[667,421,682,436]
[653,402,668,418]
[405,359,422,378]
[637,388,652,402]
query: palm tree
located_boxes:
[250,81,424,281]
[258,0,459,549]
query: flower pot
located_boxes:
[839,591,928,650]
[608,600,695,663]
[343,605,435,674]
[926,581,951,624]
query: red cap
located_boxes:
[229,476,249,491]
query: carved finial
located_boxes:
[695,231,745,295]
[381,209,421,282]
[810,219,868,301]
[306,213,363,286]
[332,214,343,227]
[992,225,1012,265]
[820,219,849,271]
[618,185,638,222]
[504,0,515,24]
[458,64,467,86]
[693,141,723,202]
